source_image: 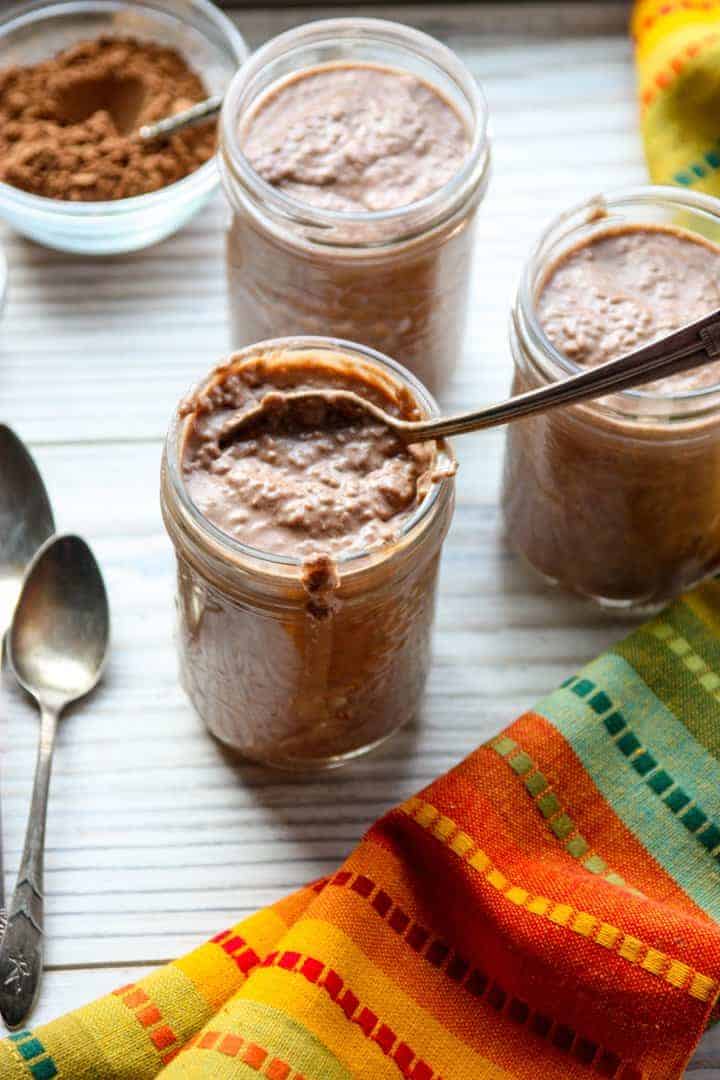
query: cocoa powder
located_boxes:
[0,36,216,201]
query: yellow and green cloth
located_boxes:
[634,0,720,189]
[6,5,720,1078]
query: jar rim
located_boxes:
[516,184,720,415]
[218,17,489,241]
[164,335,454,578]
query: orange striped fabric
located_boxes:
[4,583,720,1078]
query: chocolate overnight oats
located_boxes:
[182,353,437,560]
[218,19,490,395]
[161,338,455,769]
[538,225,720,392]
[240,63,469,213]
[502,188,720,610]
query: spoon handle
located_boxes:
[0,705,57,1028]
[138,94,223,141]
[409,309,720,441]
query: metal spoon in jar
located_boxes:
[0,535,110,1028]
[0,428,55,934]
[218,308,720,448]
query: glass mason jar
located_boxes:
[217,18,490,397]
[502,186,720,613]
[161,336,456,770]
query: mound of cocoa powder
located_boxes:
[0,36,216,201]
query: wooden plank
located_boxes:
[222,4,632,38]
[30,967,156,1026]
[689,1025,720,1072]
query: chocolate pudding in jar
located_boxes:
[218,19,490,396]
[161,337,455,769]
[502,186,720,612]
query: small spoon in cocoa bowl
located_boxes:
[218,308,720,448]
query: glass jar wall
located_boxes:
[218,18,490,396]
[502,186,720,612]
[161,337,455,769]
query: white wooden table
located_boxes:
[1,3,718,1073]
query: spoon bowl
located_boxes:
[0,426,54,648]
[0,534,109,1027]
[10,535,110,709]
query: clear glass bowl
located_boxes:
[0,0,248,254]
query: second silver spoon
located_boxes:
[0,535,110,1028]
[0,428,55,938]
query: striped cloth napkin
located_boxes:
[633,0,720,190]
[4,584,720,1078]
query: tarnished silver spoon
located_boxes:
[219,307,720,448]
[0,535,109,1028]
[0,427,55,664]
[0,427,54,935]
